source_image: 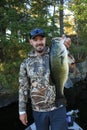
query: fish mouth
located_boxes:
[52,37,61,40]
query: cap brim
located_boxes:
[31,33,45,39]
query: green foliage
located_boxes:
[69,0,87,42]
[0,39,32,93]
[70,43,87,62]
[0,62,20,92]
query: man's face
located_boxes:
[29,35,46,53]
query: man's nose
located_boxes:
[37,40,42,44]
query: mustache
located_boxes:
[36,44,43,47]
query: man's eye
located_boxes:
[33,39,37,41]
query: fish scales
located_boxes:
[49,37,69,107]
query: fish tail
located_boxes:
[55,96,67,107]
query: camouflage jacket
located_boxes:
[19,47,56,112]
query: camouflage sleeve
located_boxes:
[19,61,30,113]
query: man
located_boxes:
[19,28,68,130]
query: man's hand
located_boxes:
[19,113,28,126]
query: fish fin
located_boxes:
[61,56,64,64]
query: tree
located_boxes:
[59,0,64,35]
[69,0,87,43]
[68,0,87,61]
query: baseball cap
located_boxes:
[29,28,45,39]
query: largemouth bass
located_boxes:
[49,37,69,107]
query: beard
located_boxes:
[35,44,45,53]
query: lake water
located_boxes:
[0,101,34,130]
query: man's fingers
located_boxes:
[19,113,28,126]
